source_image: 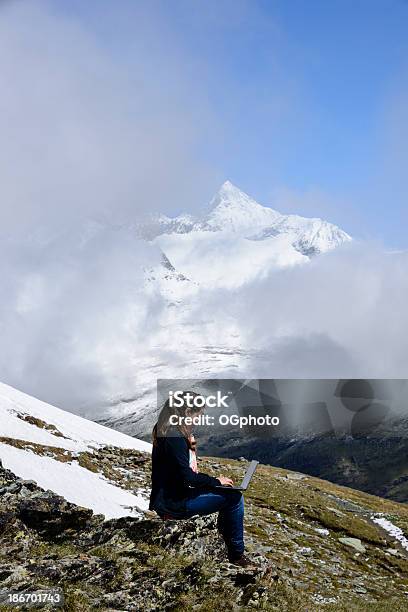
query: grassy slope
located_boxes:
[1,442,408,610]
[199,456,408,609]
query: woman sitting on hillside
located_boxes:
[149,391,251,567]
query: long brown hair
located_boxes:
[152,391,201,448]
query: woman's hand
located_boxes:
[218,476,234,486]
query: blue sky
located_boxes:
[5,0,408,246]
[154,0,408,246]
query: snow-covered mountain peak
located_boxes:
[138,181,351,254]
[206,181,282,232]
[147,181,352,288]
[214,179,251,201]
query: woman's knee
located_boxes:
[223,490,243,508]
[236,491,244,510]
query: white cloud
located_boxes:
[186,241,408,379]
[0,1,216,235]
[0,223,168,409]
[1,223,408,421]
[1,2,407,424]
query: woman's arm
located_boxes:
[165,435,220,488]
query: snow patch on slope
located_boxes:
[0,382,151,518]
[0,382,151,453]
[0,442,148,519]
[371,515,408,552]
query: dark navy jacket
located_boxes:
[149,427,219,514]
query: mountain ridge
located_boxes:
[143,180,351,292]
[143,180,352,258]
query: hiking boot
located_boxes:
[228,554,255,568]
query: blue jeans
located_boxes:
[183,489,244,559]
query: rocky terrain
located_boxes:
[1,448,408,611]
[1,382,408,610]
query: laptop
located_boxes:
[215,460,259,491]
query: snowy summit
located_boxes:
[204,180,282,233]
[148,181,351,288]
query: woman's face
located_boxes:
[185,407,204,419]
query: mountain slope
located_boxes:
[90,185,352,433]
[0,382,151,519]
[1,451,408,609]
[0,181,353,438]
[201,425,408,505]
